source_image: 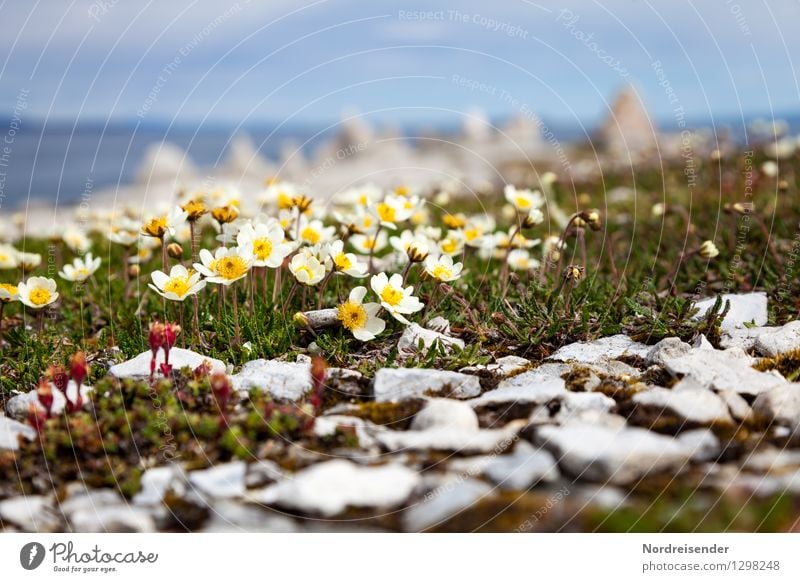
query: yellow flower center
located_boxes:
[432,265,453,280]
[441,239,458,254]
[443,214,465,228]
[380,284,404,306]
[376,203,396,223]
[334,253,352,271]
[76,268,89,279]
[163,276,191,297]
[464,227,481,241]
[301,226,320,245]
[217,256,248,280]
[0,283,17,301]
[294,265,314,281]
[362,216,374,229]
[29,288,52,306]
[278,192,293,209]
[253,238,273,261]
[143,217,167,237]
[515,195,531,209]
[337,301,367,331]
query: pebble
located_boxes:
[250,459,420,517]
[404,477,491,531]
[549,334,650,364]
[754,321,800,357]
[0,495,59,531]
[0,412,37,450]
[4,382,93,422]
[535,422,693,484]
[188,461,247,499]
[397,323,465,356]
[632,386,733,425]
[373,368,481,402]
[231,359,311,400]
[752,384,800,434]
[659,348,785,396]
[693,292,768,332]
[109,348,226,378]
[133,465,186,505]
[410,399,479,431]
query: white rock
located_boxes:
[481,441,560,490]
[425,316,451,334]
[404,477,491,531]
[69,505,155,533]
[646,338,691,367]
[0,495,58,531]
[720,327,763,351]
[693,292,768,332]
[374,422,522,454]
[693,334,715,350]
[460,356,531,377]
[199,500,299,533]
[133,465,185,505]
[188,461,247,499]
[677,429,720,461]
[109,348,226,378]
[250,460,419,517]
[549,334,650,364]
[468,373,566,408]
[743,447,800,473]
[4,382,93,422]
[313,415,378,448]
[632,387,733,425]
[754,321,800,357]
[0,412,36,450]
[659,349,785,395]
[373,368,480,402]
[717,390,753,422]
[535,423,693,484]
[411,399,479,432]
[753,384,800,433]
[59,487,123,516]
[246,460,285,488]
[397,323,464,356]
[231,359,311,400]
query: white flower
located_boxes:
[0,283,19,302]
[370,193,418,229]
[288,253,326,285]
[698,240,719,259]
[0,245,19,269]
[106,221,139,246]
[18,276,59,309]
[142,206,188,239]
[58,253,101,282]
[236,222,294,268]
[438,230,466,256]
[351,230,388,255]
[259,181,299,209]
[194,246,253,286]
[149,264,206,301]
[508,249,541,271]
[504,185,544,212]
[295,217,336,246]
[329,240,367,277]
[333,206,378,234]
[761,161,778,178]
[334,183,383,208]
[62,227,92,254]
[336,286,385,341]
[17,252,42,271]
[423,254,463,282]
[370,272,424,324]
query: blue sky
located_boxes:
[1,0,798,129]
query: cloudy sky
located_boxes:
[0,0,798,129]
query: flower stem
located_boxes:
[232,285,241,346]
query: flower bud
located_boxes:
[37,380,54,418]
[70,352,89,387]
[563,264,585,282]
[166,242,183,259]
[698,240,719,259]
[128,264,141,278]
[211,205,239,224]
